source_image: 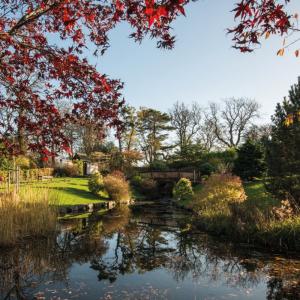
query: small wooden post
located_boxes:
[8,171,11,192]
[16,166,20,194]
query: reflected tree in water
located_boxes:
[1,204,300,299]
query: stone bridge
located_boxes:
[139,170,201,183]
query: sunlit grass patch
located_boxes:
[243,181,280,211]
[7,177,109,206]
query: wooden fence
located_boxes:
[0,168,54,192]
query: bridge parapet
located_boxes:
[140,170,201,183]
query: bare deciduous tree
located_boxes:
[244,124,272,142]
[197,118,218,151]
[169,101,202,154]
[207,98,260,148]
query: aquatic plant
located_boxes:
[0,188,57,247]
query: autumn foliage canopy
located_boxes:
[0,0,296,159]
[0,0,188,159]
[229,0,294,53]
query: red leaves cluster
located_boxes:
[1,0,294,160]
[0,0,189,158]
[229,0,293,52]
[144,0,186,28]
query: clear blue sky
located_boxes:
[90,0,300,123]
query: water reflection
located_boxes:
[1,202,300,299]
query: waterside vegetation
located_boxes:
[0,188,57,247]
[176,178,300,251]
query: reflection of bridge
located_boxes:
[140,170,201,183]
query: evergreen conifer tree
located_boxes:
[234,139,266,181]
[266,77,300,203]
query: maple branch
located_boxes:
[9,0,64,36]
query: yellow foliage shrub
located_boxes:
[193,173,246,215]
[104,173,131,203]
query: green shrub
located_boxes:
[167,159,193,170]
[103,173,131,203]
[64,164,80,177]
[173,178,194,201]
[16,155,30,169]
[131,175,143,187]
[198,162,215,176]
[0,156,12,170]
[149,160,168,171]
[202,149,237,172]
[72,159,84,176]
[88,172,104,195]
[201,175,209,181]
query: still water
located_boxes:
[1,202,300,300]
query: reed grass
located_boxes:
[0,187,58,247]
[189,177,300,250]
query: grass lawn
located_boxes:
[25,177,109,206]
[243,181,280,212]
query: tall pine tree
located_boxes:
[266,77,300,203]
[234,139,266,181]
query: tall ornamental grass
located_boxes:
[0,187,58,247]
[103,172,131,203]
[192,173,247,234]
[193,173,246,213]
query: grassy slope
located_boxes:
[26,177,108,206]
[243,181,280,211]
[244,182,300,249]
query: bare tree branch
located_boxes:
[207,98,260,148]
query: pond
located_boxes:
[1,202,300,300]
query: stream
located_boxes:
[1,201,300,299]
